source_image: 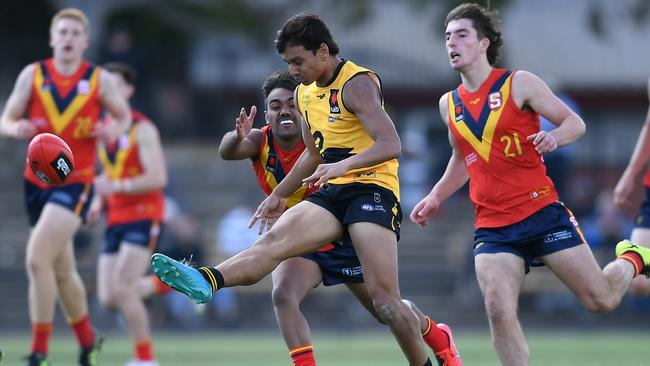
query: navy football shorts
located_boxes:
[473,202,586,272]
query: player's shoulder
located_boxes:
[438,92,450,107]
[511,70,544,88]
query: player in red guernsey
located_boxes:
[410,4,650,366]
[0,8,130,366]
[86,63,167,366]
[614,76,650,297]
[219,69,459,366]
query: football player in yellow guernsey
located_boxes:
[218,69,460,366]
[151,12,461,366]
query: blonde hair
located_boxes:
[50,8,90,36]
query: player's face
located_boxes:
[50,18,88,63]
[282,45,322,85]
[445,18,487,71]
[265,87,301,140]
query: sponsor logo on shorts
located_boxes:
[544,230,573,243]
[341,266,363,276]
[374,192,381,203]
[361,204,374,211]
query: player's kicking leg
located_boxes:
[151,201,343,302]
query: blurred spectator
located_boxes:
[582,190,633,253]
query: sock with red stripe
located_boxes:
[69,314,95,348]
[289,344,316,366]
[31,322,52,355]
[135,339,154,361]
[421,316,450,353]
[619,252,644,277]
[151,274,173,295]
[198,267,224,292]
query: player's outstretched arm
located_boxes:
[513,71,586,153]
[0,65,37,140]
[219,106,263,160]
[410,94,469,227]
[94,69,131,143]
[614,77,650,209]
[250,117,322,234]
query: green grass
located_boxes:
[0,330,647,365]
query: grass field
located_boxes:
[0,330,647,365]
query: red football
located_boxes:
[27,133,75,185]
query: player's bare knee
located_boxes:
[98,292,119,310]
[25,254,50,277]
[371,295,402,324]
[581,293,617,313]
[483,295,514,324]
[271,284,299,308]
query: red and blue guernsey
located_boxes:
[447,68,559,228]
[98,110,164,227]
[25,58,102,188]
[253,125,317,208]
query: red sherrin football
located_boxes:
[27,133,75,185]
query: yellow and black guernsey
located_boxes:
[296,60,400,199]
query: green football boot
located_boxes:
[616,240,650,277]
[79,329,103,366]
[151,253,213,304]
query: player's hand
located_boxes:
[613,172,636,209]
[527,130,557,154]
[15,119,37,140]
[92,121,120,144]
[409,194,442,227]
[236,106,256,141]
[94,174,113,197]
[249,193,287,235]
[86,195,103,225]
[302,161,349,188]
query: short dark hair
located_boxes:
[103,62,136,85]
[275,12,339,56]
[261,69,299,100]
[445,3,503,66]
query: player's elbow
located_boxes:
[387,140,401,160]
[574,117,586,138]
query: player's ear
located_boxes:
[480,37,490,54]
[318,43,328,58]
[264,110,270,125]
